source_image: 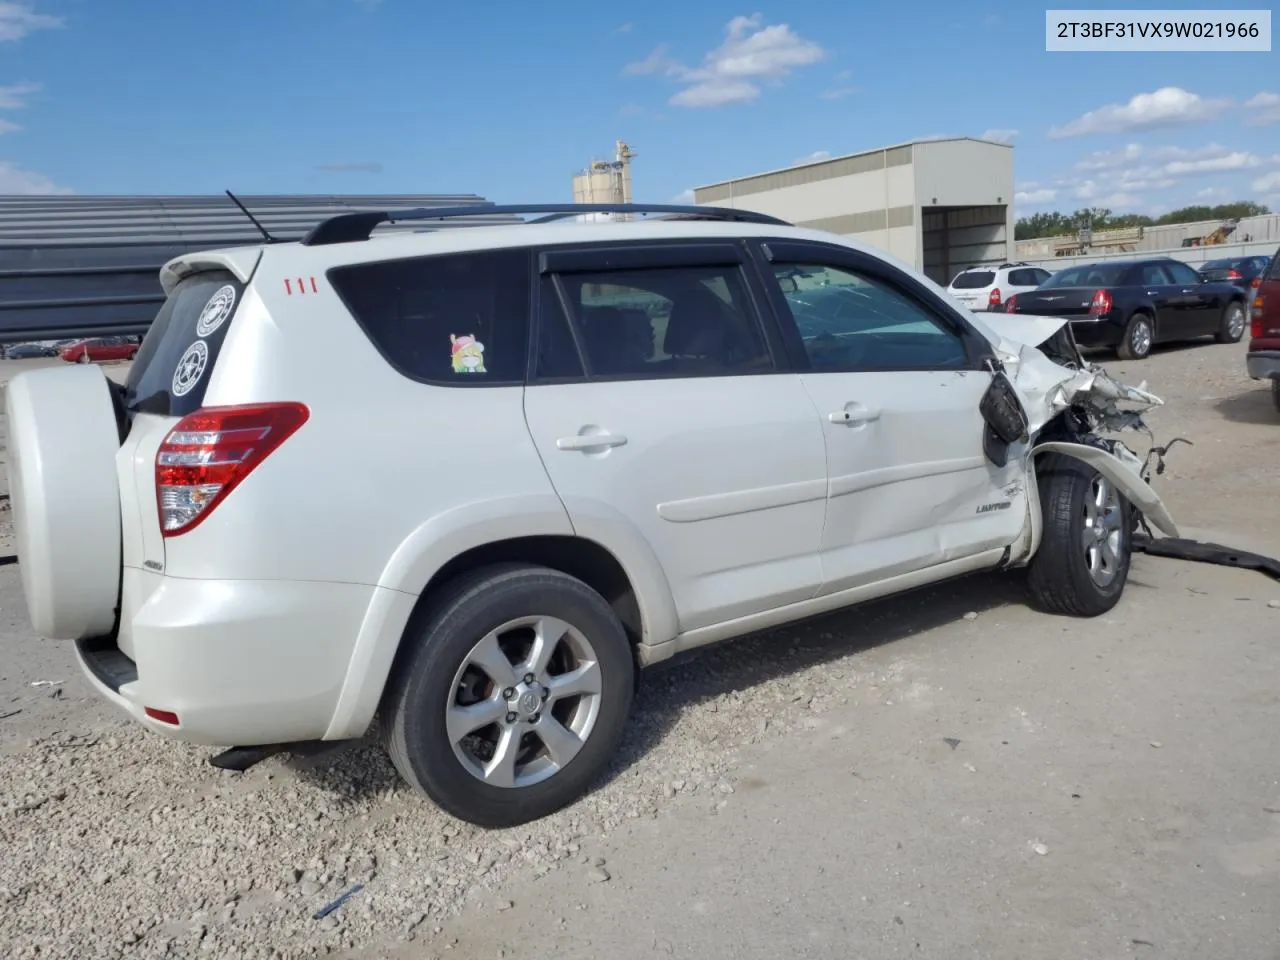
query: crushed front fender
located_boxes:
[1034,441,1179,537]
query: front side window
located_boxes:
[551,264,772,379]
[768,263,969,372]
[328,248,531,385]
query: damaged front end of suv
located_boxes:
[976,313,1183,569]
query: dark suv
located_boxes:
[1246,248,1280,413]
[1006,257,1250,360]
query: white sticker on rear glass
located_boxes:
[171,340,209,397]
[195,285,237,338]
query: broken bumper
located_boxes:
[1245,350,1280,381]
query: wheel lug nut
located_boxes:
[529,712,540,724]
[541,688,550,701]
[523,673,535,685]
[502,687,515,699]
[505,712,518,724]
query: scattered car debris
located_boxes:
[1031,843,1049,856]
[943,738,961,750]
[1132,535,1280,583]
[29,680,63,688]
[0,709,21,721]
[312,883,363,921]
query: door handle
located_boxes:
[556,433,627,452]
[829,405,881,425]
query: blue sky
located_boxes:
[0,0,1277,218]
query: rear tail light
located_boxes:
[1252,276,1262,290]
[1005,294,1019,313]
[144,707,180,726]
[1227,269,1243,280]
[156,402,309,537]
[1253,316,1263,339]
[1089,289,1113,316]
[1254,295,1266,318]
[988,288,1002,308]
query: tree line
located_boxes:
[1014,201,1271,241]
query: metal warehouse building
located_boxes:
[693,137,1016,286]
[0,194,515,342]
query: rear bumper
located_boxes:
[1246,350,1280,381]
[76,573,383,746]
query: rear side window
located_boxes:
[125,270,244,417]
[951,270,995,289]
[328,249,531,385]
[1268,250,1280,279]
[549,264,772,380]
[1008,268,1045,287]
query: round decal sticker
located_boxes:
[171,340,209,397]
[194,285,237,338]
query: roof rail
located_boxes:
[299,202,792,246]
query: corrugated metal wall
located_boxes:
[0,194,518,342]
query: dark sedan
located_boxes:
[1198,255,1272,294]
[1004,257,1249,360]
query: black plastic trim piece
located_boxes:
[300,203,791,246]
[1132,534,1280,582]
[75,636,139,693]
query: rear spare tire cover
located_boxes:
[6,364,122,639]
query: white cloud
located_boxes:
[0,81,40,109]
[671,188,695,203]
[1075,143,1143,171]
[1048,87,1229,138]
[1162,151,1259,175]
[980,128,1018,143]
[0,2,63,41]
[625,15,824,108]
[1253,171,1280,194]
[614,22,634,35]
[1244,91,1280,125]
[1196,186,1227,199]
[794,150,830,164]
[819,86,855,101]
[834,68,852,81]
[0,118,19,134]
[1015,188,1056,205]
[0,160,69,194]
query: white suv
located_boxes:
[947,262,1052,312]
[6,203,1178,828]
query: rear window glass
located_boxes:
[1202,259,1240,271]
[1040,263,1129,289]
[125,269,244,417]
[950,271,994,289]
[328,249,531,385]
[1268,250,1280,279]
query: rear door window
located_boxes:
[328,249,531,385]
[125,270,244,417]
[1165,261,1201,286]
[1267,251,1280,279]
[950,271,994,289]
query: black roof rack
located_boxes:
[300,202,791,246]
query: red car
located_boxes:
[1246,247,1280,413]
[59,336,139,364]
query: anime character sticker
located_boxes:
[450,334,487,374]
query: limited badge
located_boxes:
[195,285,237,338]
[172,340,209,397]
[449,333,486,374]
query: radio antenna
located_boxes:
[225,190,277,243]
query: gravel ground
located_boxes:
[0,339,1277,960]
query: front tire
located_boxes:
[1026,454,1132,617]
[1116,313,1154,360]
[1216,300,1246,344]
[381,563,635,828]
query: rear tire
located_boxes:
[1026,454,1132,617]
[1115,313,1154,360]
[381,563,635,828]
[1215,300,1246,344]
